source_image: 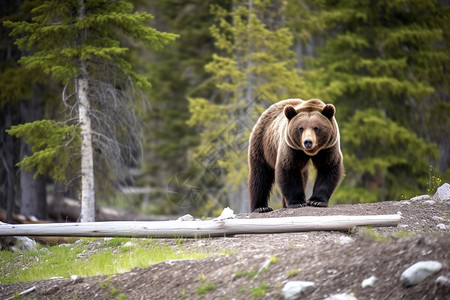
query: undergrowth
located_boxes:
[0,237,217,284]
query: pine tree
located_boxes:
[188,0,305,213]
[299,0,448,201]
[4,0,177,221]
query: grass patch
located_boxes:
[196,283,216,297]
[285,269,301,278]
[0,238,218,284]
[235,268,257,280]
[395,229,416,238]
[362,227,393,242]
[251,284,269,299]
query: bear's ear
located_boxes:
[322,104,335,119]
[284,105,297,120]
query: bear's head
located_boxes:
[283,100,338,156]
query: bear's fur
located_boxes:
[248,99,344,213]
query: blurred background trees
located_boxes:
[1,0,448,221]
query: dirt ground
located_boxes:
[1,196,449,300]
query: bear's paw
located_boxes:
[253,207,274,213]
[306,200,329,207]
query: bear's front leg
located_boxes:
[275,152,309,208]
[308,147,344,207]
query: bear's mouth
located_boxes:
[303,146,320,156]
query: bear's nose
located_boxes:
[303,138,313,149]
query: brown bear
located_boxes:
[248,99,344,212]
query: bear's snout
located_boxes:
[303,138,313,149]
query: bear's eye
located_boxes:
[314,127,319,133]
[299,127,304,133]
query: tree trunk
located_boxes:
[0,215,402,238]
[19,84,47,220]
[0,105,16,223]
[78,74,96,222]
[76,0,95,222]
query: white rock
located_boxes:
[436,223,447,230]
[214,207,235,221]
[410,195,431,201]
[433,183,450,201]
[423,200,436,205]
[400,261,443,287]
[282,281,316,300]
[123,241,133,247]
[11,236,37,252]
[323,293,358,300]
[435,275,450,287]
[177,214,194,221]
[361,275,377,288]
[339,236,353,245]
[432,216,446,222]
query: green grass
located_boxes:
[235,268,258,280]
[285,269,301,278]
[196,283,216,297]
[251,284,269,299]
[0,238,217,284]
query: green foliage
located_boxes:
[301,0,448,202]
[250,284,269,299]
[196,283,216,297]
[3,0,178,86]
[334,109,438,202]
[0,238,217,284]
[188,1,305,211]
[285,269,301,278]
[6,120,81,181]
[235,268,257,280]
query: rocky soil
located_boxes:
[1,190,449,300]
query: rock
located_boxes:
[400,261,443,287]
[361,275,377,288]
[323,293,358,300]
[71,275,83,283]
[436,223,447,230]
[432,216,446,222]
[433,183,450,201]
[435,275,450,295]
[214,207,235,221]
[423,200,435,205]
[282,281,316,299]
[410,195,431,201]
[11,236,37,252]
[177,214,194,221]
[435,275,450,287]
[339,236,353,245]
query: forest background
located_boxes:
[1,0,449,221]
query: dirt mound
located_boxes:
[1,198,449,299]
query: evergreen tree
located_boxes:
[4,0,177,221]
[300,0,448,202]
[0,0,58,220]
[136,0,229,216]
[188,0,305,213]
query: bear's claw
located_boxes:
[287,203,306,208]
[254,207,273,213]
[306,201,328,207]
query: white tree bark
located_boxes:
[77,0,95,222]
[78,75,96,222]
[0,215,401,238]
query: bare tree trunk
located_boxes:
[19,84,47,219]
[76,0,95,222]
[77,74,96,222]
[0,105,16,223]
